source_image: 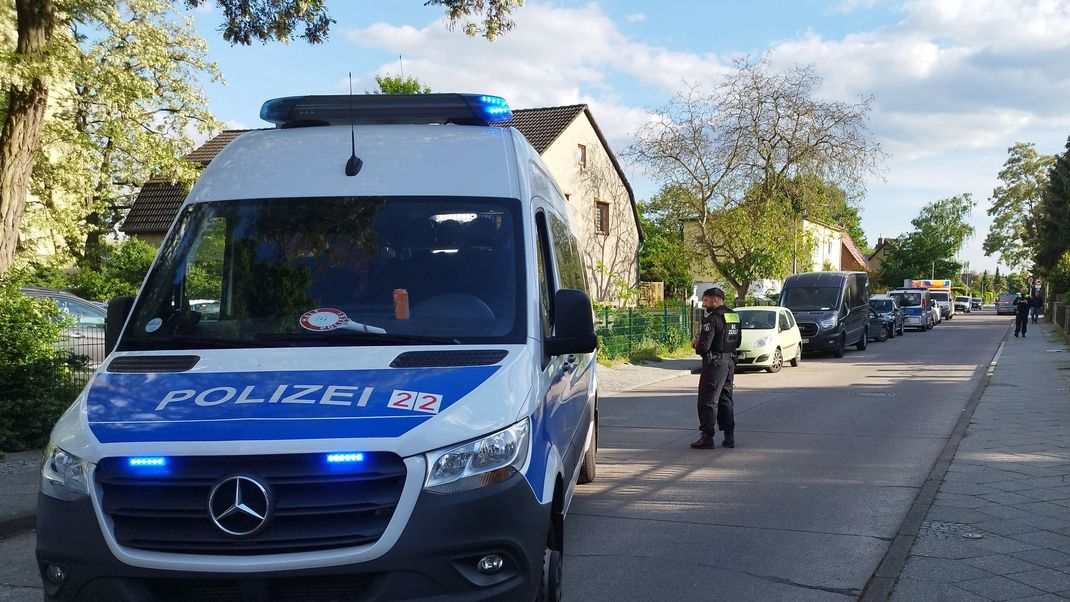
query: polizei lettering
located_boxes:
[156,384,375,412]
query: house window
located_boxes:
[595,202,609,235]
[576,144,587,169]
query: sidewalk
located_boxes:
[0,358,698,538]
[888,320,1070,600]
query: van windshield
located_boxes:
[890,292,922,307]
[119,196,526,351]
[737,310,776,330]
[870,300,893,312]
[780,287,841,312]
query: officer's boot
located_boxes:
[690,434,715,449]
[721,431,735,448]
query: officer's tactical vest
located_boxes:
[712,307,742,352]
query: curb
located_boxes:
[599,362,700,398]
[859,321,1013,601]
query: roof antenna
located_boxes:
[345,72,363,177]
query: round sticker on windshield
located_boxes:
[300,308,348,331]
[145,318,163,333]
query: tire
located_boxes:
[856,328,868,351]
[832,334,846,358]
[577,412,597,485]
[537,523,563,602]
[766,348,783,373]
[877,326,888,342]
[886,324,894,339]
[789,344,801,367]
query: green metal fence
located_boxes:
[595,304,697,359]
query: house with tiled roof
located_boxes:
[122,104,642,303]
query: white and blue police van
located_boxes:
[36,94,599,602]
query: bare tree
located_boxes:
[628,58,885,295]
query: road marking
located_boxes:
[990,341,1006,367]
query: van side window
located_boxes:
[549,213,587,294]
[535,212,554,335]
[843,279,853,309]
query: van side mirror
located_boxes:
[105,296,135,354]
[545,289,597,356]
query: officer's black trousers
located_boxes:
[697,355,735,436]
[1015,314,1028,335]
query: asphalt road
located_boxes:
[0,310,1010,601]
[563,309,1010,601]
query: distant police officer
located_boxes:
[690,287,740,449]
[1014,289,1031,337]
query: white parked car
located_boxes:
[734,306,802,373]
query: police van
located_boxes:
[36,94,599,601]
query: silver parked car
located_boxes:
[21,286,107,367]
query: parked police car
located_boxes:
[37,94,598,601]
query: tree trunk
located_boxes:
[0,0,56,275]
[734,283,749,307]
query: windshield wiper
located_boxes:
[256,331,461,345]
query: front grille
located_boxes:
[95,453,407,556]
[798,323,818,337]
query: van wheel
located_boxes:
[856,329,868,351]
[537,525,563,602]
[766,348,783,373]
[789,345,801,367]
[832,334,846,358]
[577,415,597,485]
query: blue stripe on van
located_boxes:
[86,367,499,443]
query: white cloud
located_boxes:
[344,4,728,142]
[625,13,646,23]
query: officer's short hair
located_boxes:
[703,287,725,300]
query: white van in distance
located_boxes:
[36,94,599,602]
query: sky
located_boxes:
[185,0,1070,275]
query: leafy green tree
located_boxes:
[993,267,1003,294]
[636,193,694,301]
[1005,272,1027,294]
[1036,136,1070,270]
[368,74,431,95]
[878,194,975,287]
[182,0,524,43]
[26,0,219,269]
[66,238,157,300]
[983,143,1054,271]
[1046,252,1070,296]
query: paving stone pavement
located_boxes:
[891,320,1070,601]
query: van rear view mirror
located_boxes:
[545,289,597,356]
[105,296,135,354]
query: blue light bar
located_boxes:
[326,453,365,464]
[128,457,167,467]
[260,93,513,127]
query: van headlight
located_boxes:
[41,443,91,501]
[819,316,838,329]
[425,419,530,494]
[752,335,771,348]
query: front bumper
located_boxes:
[799,332,840,351]
[36,472,548,602]
[736,349,772,366]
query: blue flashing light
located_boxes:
[128,457,167,467]
[326,453,365,464]
[259,93,513,127]
[466,95,513,123]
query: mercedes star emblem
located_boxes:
[208,476,270,536]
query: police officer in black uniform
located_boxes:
[690,287,739,449]
[1014,289,1031,337]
